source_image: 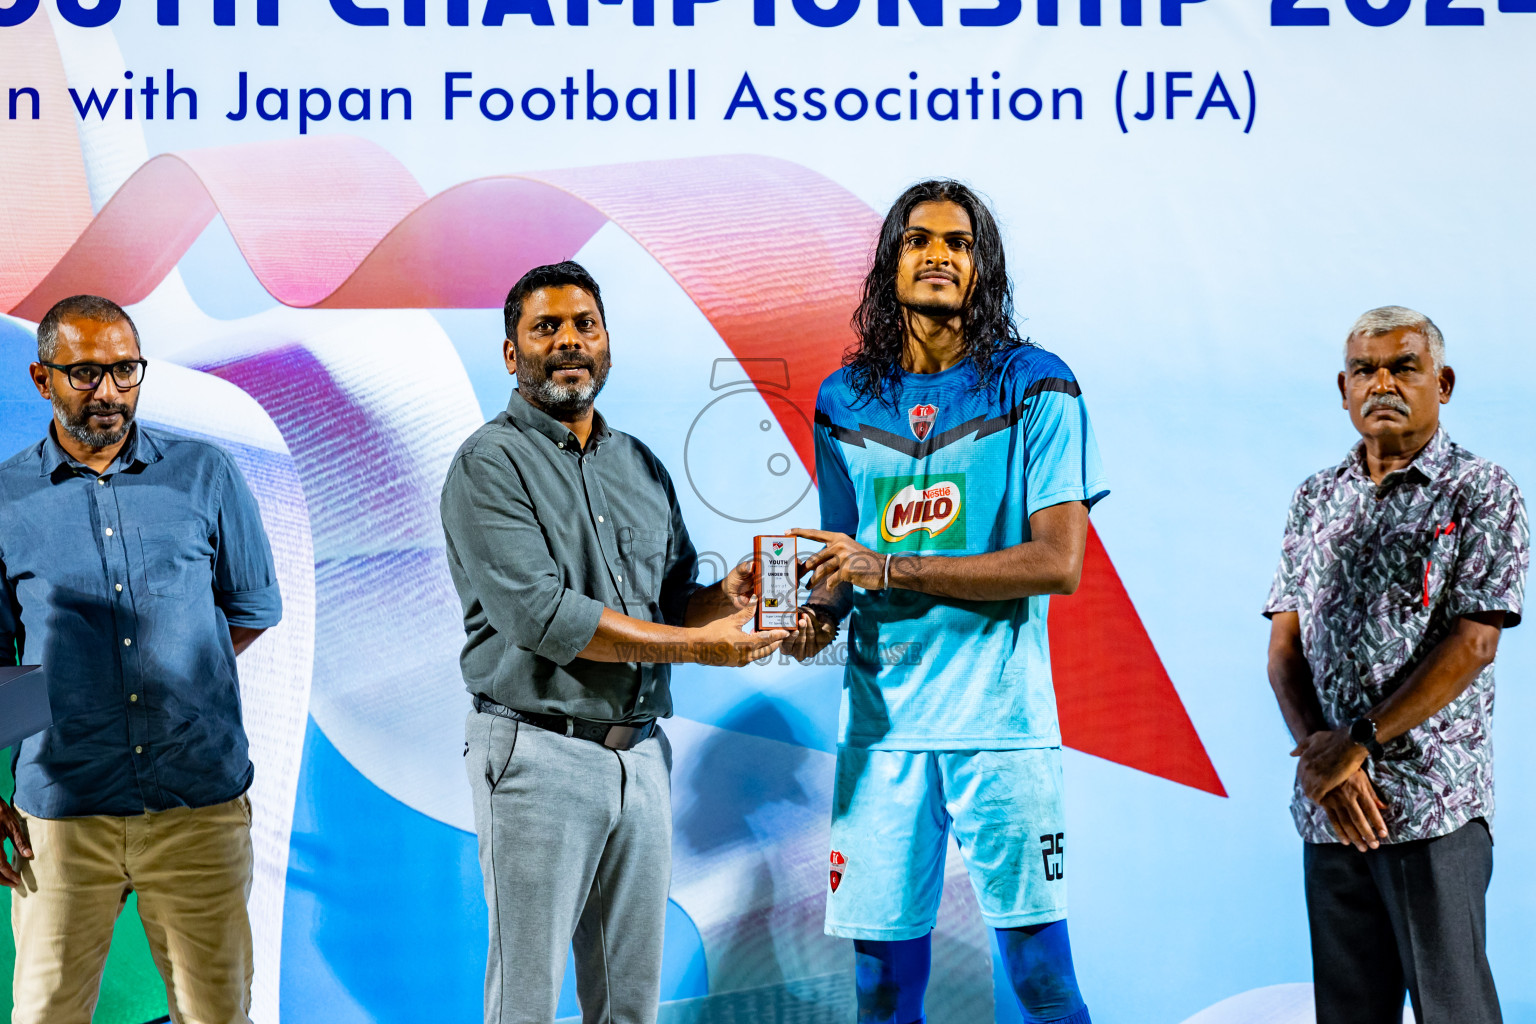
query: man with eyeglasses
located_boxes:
[0,294,282,1024]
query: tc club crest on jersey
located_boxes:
[829,850,846,891]
[908,403,938,441]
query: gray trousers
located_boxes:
[465,709,673,1024]
[1305,818,1500,1024]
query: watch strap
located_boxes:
[803,603,842,634]
[1349,716,1386,760]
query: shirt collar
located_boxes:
[40,421,162,479]
[505,390,610,452]
[1338,426,1452,487]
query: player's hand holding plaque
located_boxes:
[757,534,836,664]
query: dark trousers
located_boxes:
[1305,818,1501,1024]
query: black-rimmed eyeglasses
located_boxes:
[41,359,148,391]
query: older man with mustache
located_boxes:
[1263,307,1528,1024]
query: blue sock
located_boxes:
[995,921,1091,1024]
[853,935,931,1024]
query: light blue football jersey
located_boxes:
[813,345,1109,750]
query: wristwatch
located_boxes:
[1348,716,1385,760]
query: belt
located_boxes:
[473,695,656,751]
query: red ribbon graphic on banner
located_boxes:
[0,22,1223,797]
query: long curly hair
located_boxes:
[845,180,1028,408]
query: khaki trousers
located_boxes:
[9,795,255,1024]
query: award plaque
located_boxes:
[754,535,798,631]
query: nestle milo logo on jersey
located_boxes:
[874,474,966,551]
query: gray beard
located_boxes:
[54,394,134,449]
[517,361,609,419]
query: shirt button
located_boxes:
[123,638,132,647]
[638,695,646,704]
[134,746,143,754]
[615,576,622,584]
[130,694,138,702]
[557,442,565,449]
[105,527,113,537]
[115,583,123,592]
[598,516,604,523]
[97,478,106,486]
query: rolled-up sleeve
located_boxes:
[441,449,604,665]
[212,455,283,629]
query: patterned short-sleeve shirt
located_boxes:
[1264,429,1528,844]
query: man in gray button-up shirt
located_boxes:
[441,261,790,1024]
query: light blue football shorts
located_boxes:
[824,746,1068,940]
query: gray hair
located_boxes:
[1346,305,1444,372]
[37,294,140,361]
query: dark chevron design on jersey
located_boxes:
[816,376,1082,459]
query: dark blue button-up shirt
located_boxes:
[0,424,282,818]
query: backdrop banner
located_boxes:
[1,2,1533,1022]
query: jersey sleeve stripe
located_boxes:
[815,408,867,448]
[1021,376,1081,400]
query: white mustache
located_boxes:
[1362,393,1410,416]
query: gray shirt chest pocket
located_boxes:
[616,527,670,602]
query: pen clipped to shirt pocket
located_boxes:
[1419,520,1459,610]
